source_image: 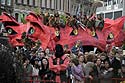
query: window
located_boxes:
[76,0,80,3]
[108,1,112,5]
[1,0,5,5]
[34,0,38,6]
[74,5,76,11]
[15,13,19,22]
[16,0,22,4]
[105,12,113,19]
[29,0,33,6]
[7,0,11,6]
[104,2,107,6]
[113,0,118,5]
[97,13,104,18]
[114,11,122,19]
[23,0,27,5]
[120,0,123,3]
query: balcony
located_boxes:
[96,3,123,13]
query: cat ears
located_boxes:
[25,12,42,22]
[25,12,45,32]
[0,12,19,26]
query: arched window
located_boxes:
[1,0,5,5]
[15,13,19,22]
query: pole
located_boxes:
[123,0,125,16]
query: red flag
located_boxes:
[102,18,114,32]
[114,30,125,46]
[110,16,125,37]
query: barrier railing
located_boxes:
[23,75,125,83]
[23,75,58,83]
[112,78,125,83]
[24,80,57,83]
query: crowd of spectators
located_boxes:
[13,34,125,83]
[6,12,123,83]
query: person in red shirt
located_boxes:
[49,44,69,83]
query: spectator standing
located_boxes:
[100,60,113,83]
[43,12,50,25]
[45,48,51,58]
[71,58,84,83]
[23,58,33,83]
[81,15,88,26]
[63,44,70,54]
[54,12,60,30]
[92,58,102,83]
[32,58,40,83]
[108,51,121,78]
[49,44,69,83]
[67,58,73,83]
[95,14,104,31]
[121,64,125,78]
[84,54,94,83]
[48,15,55,27]
[31,40,42,56]
[78,53,86,68]
[86,14,96,31]
[70,15,79,35]
[39,57,52,83]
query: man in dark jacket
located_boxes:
[107,51,121,78]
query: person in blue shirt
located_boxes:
[71,40,84,55]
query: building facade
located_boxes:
[13,0,40,22]
[0,0,73,22]
[14,0,73,22]
[96,0,124,19]
[71,0,97,16]
[40,0,72,14]
[0,0,14,15]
